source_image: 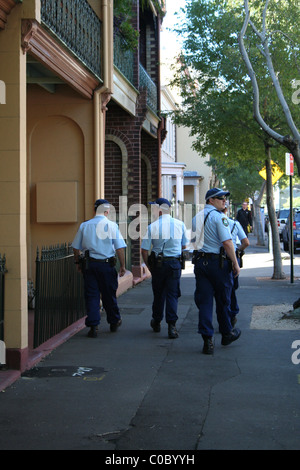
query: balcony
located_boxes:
[114,32,134,85]
[113,32,158,116]
[139,64,157,115]
[40,0,102,81]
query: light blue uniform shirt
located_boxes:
[72,215,126,260]
[228,218,247,250]
[141,214,189,257]
[192,205,232,253]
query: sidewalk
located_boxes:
[0,233,300,450]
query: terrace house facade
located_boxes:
[0,0,164,372]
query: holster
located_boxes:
[78,250,90,272]
[192,250,199,265]
[180,252,186,270]
[219,247,226,269]
[148,252,156,270]
[109,256,117,267]
[156,253,163,268]
[236,249,244,268]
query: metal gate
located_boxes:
[34,244,85,348]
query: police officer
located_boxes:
[72,199,126,338]
[141,198,188,339]
[220,206,249,328]
[192,188,241,355]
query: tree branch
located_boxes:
[238,1,283,143]
[239,0,300,173]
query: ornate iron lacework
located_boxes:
[40,0,102,81]
[139,64,157,114]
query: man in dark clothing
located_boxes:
[236,202,252,236]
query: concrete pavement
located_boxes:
[0,233,300,451]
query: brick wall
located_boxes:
[104,139,122,212]
[105,91,153,269]
[141,129,159,200]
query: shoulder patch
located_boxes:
[222,217,229,227]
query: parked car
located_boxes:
[282,210,300,252]
[277,208,290,241]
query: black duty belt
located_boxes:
[90,257,111,263]
[197,252,219,259]
[163,256,181,260]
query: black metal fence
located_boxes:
[0,254,6,342]
[34,244,85,349]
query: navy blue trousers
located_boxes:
[151,259,181,325]
[194,257,233,337]
[229,259,240,318]
[83,260,121,327]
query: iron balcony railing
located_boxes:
[0,254,7,342]
[113,31,158,115]
[139,64,158,114]
[40,0,102,81]
[114,31,134,85]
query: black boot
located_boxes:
[110,318,122,332]
[87,326,97,338]
[168,323,179,339]
[221,328,241,346]
[202,335,214,355]
[150,319,161,332]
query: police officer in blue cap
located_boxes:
[141,198,188,339]
[192,188,241,354]
[72,199,126,338]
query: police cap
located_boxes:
[149,198,171,207]
[94,199,110,211]
[205,188,230,201]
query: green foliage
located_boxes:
[114,0,139,50]
[207,157,264,204]
[170,0,300,194]
[114,0,166,50]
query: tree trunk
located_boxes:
[253,181,266,246]
[265,146,286,279]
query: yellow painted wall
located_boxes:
[0,0,111,359]
[0,6,28,350]
[27,84,96,281]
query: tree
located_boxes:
[237,0,300,278]
[170,0,299,278]
[239,0,300,173]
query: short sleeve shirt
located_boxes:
[192,205,232,253]
[228,219,247,250]
[141,214,189,257]
[72,215,127,259]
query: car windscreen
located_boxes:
[278,209,289,219]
